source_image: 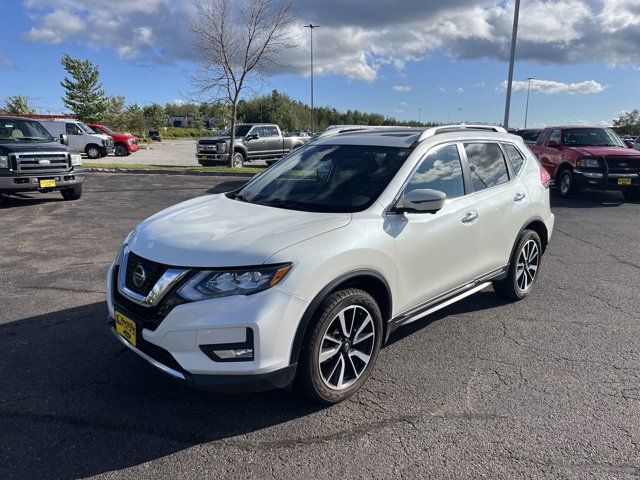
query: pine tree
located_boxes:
[60,54,107,122]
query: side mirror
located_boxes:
[247,132,260,141]
[547,140,559,148]
[624,140,634,149]
[396,189,446,214]
[60,134,69,146]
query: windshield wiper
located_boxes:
[19,137,48,141]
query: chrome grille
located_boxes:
[12,152,70,173]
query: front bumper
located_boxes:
[106,261,309,392]
[574,169,640,190]
[127,143,140,153]
[0,169,85,193]
[103,146,115,155]
[196,152,229,165]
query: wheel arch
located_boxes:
[289,269,392,366]
[554,161,574,182]
[510,217,549,262]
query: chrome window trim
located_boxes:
[117,246,190,307]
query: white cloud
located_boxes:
[437,87,447,93]
[392,85,412,92]
[505,79,605,95]
[0,50,16,69]
[398,101,408,107]
[457,87,464,93]
[18,0,640,81]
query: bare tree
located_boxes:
[191,0,295,167]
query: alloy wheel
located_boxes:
[318,305,376,390]
[516,239,539,291]
[233,153,244,168]
[560,172,571,195]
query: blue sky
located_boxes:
[1,0,639,128]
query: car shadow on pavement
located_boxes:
[0,193,64,208]
[549,188,634,208]
[0,302,323,479]
[385,290,510,347]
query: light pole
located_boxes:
[524,77,534,128]
[303,24,319,133]
[503,0,521,130]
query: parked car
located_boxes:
[511,129,542,146]
[148,131,162,142]
[0,116,84,200]
[39,119,114,159]
[107,124,554,403]
[530,126,640,200]
[196,123,312,167]
[285,130,312,138]
[88,123,139,156]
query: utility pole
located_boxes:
[524,76,533,128]
[303,24,319,133]
[503,0,521,130]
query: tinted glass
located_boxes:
[66,123,80,135]
[503,144,525,174]
[0,119,54,142]
[235,144,412,212]
[463,143,509,191]
[265,126,279,137]
[562,128,625,147]
[405,145,464,199]
[547,129,561,145]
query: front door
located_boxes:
[65,123,84,152]
[391,143,481,314]
[246,127,267,158]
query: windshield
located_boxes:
[233,144,412,213]
[78,122,96,134]
[562,128,625,147]
[0,119,54,143]
[100,125,115,134]
[220,125,252,137]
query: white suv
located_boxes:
[107,125,554,403]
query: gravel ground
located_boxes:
[1,173,639,480]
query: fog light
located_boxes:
[200,328,254,362]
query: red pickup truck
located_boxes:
[530,126,640,201]
[88,124,139,157]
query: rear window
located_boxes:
[463,143,510,191]
[503,144,525,174]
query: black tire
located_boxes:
[622,189,640,202]
[294,288,383,404]
[114,143,128,157]
[232,150,245,168]
[86,145,101,159]
[60,184,82,201]
[557,169,580,198]
[493,230,542,301]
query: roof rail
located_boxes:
[417,124,507,143]
[317,125,408,139]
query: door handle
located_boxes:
[461,211,479,224]
[514,192,526,202]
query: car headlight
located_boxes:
[0,155,8,169]
[178,264,292,301]
[70,153,82,166]
[127,138,135,144]
[577,158,601,168]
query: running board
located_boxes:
[391,282,492,329]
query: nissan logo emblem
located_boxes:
[132,264,147,288]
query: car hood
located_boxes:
[198,135,231,143]
[568,146,640,158]
[128,194,351,267]
[0,141,68,154]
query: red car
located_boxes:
[88,123,139,157]
[530,126,640,201]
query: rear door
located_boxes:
[391,143,482,313]
[462,142,531,274]
[264,126,282,157]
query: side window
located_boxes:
[463,143,510,191]
[265,126,279,137]
[547,129,561,146]
[66,123,80,135]
[536,130,548,146]
[503,144,525,174]
[250,127,264,137]
[405,144,465,199]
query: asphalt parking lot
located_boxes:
[2,173,640,479]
